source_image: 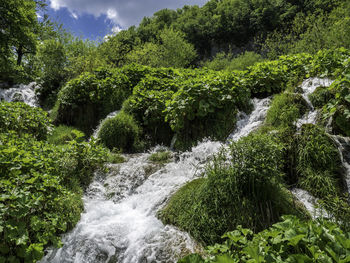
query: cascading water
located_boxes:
[331,135,350,192]
[41,98,271,263]
[0,82,39,107]
[295,78,333,129]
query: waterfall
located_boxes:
[295,78,333,129]
[0,82,39,107]
[41,98,271,263]
[330,135,350,192]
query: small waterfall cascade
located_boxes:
[41,98,271,263]
[227,98,271,141]
[92,111,120,139]
[295,78,333,129]
[0,82,39,107]
[330,135,350,192]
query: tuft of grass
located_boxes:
[160,133,307,245]
[148,151,172,164]
[265,92,308,128]
[48,125,85,145]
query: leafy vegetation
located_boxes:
[0,102,52,140]
[47,125,85,145]
[148,150,172,164]
[181,215,350,262]
[0,132,108,262]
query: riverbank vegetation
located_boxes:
[1,0,350,262]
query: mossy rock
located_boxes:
[333,106,350,137]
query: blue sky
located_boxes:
[43,0,208,40]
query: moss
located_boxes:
[265,92,308,128]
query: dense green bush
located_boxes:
[295,124,344,198]
[323,76,350,136]
[181,215,350,262]
[244,53,312,97]
[165,71,251,149]
[202,51,264,71]
[161,133,306,245]
[0,132,108,262]
[54,67,131,134]
[0,102,52,140]
[47,125,85,145]
[97,111,141,152]
[265,93,308,128]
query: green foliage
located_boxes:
[309,86,334,109]
[161,133,306,245]
[202,51,263,71]
[165,70,251,149]
[54,68,131,134]
[0,0,43,83]
[244,53,312,97]
[184,215,350,262]
[126,28,197,68]
[322,75,350,136]
[0,132,108,262]
[265,93,308,128]
[148,150,172,164]
[0,102,52,140]
[97,111,141,152]
[47,125,85,145]
[296,124,343,198]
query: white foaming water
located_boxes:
[331,135,350,193]
[227,98,270,141]
[41,98,270,263]
[295,78,333,129]
[0,82,39,107]
[92,111,120,139]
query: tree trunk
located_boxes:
[16,45,23,66]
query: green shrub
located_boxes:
[165,71,251,149]
[97,111,141,152]
[182,215,350,262]
[48,125,85,145]
[202,51,264,71]
[244,53,312,97]
[309,86,334,108]
[296,124,343,198]
[265,93,308,128]
[161,133,306,245]
[0,102,52,140]
[0,132,108,262]
[323,76,350,136]
[54,67,131,134]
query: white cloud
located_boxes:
[49,0,208,28]
[70,11,78,19]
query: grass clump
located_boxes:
[161,133,306,245]
[48,125,85,145]
[97,111,141,153]
[148,150,172,164]
[265,93,308,128]
[295,124,344,198]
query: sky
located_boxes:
[43,0,208,40]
